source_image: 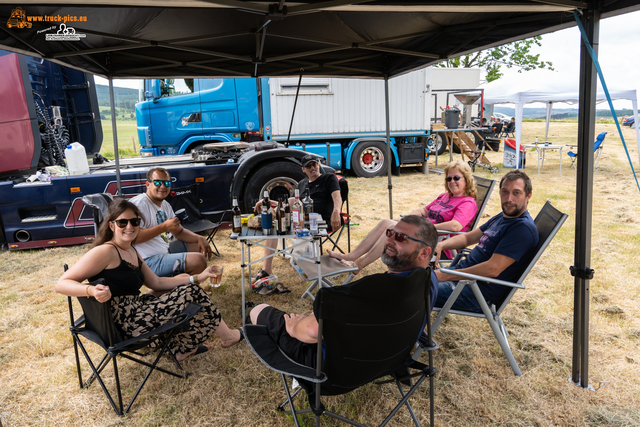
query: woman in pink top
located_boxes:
[328,160,478,273]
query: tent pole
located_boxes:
[545,102,552,142]
[571,7,599,391]
[384,75,393,219]
[108,78,122,197]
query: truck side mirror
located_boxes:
[148,79,162,101]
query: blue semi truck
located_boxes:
[136,72,439,177]
[0,52,320,250]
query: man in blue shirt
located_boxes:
[434,170,539,313]
[248,215,438,368]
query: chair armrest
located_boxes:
[244,325,326,383]
[438,268,525,289]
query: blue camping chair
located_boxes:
[567,131,607,169]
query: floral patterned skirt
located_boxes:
[111,282,220,355]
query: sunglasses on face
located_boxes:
[150,179,172,187]
[446,175,462,182]
[385,229,428,246]
[112,217,141,228]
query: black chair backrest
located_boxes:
[470,176,496,230]
[166,184,204,224]
[336,174,348,204]
[492,201,567,311]
[313,268,431,395]
[77,278,124,348]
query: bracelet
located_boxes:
[85,285,91,298]
[190,275,199,285]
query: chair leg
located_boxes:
[467,283,522,376]
[279,374,303,427]
[206,226,222,257]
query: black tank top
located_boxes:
[89,243,145,297]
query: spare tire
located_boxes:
[241,160,305,213]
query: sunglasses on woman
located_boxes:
[385,229,428,246]
[112,217,141,228]
[445,175,462,182]
[150,179,172,187]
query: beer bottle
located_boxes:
[302,188,314,223]
[291,189,303,231]
[232,196,242,233]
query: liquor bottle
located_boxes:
[274,198,282,235]
[282,197,291,234]
[232,196,242,233]
[302,188,314,223]
[291,189,303,231]
[261,191,272,234]
[268,198,277,235]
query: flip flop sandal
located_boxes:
[274,283,291,294]
[181,344,211,361]
[258,285,276,295]
[251,269,270,284]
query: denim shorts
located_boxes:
[143,240,189,277]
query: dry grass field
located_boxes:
[1,121,639,426]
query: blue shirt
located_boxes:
[455,211,538,305]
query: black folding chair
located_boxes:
[244,268,437,427]
[65,265,202,415]
[320,174,351,254]
[166,183,228,256]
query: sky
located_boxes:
[94,9,640,110]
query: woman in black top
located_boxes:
[56,199,242,361]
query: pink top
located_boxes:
[424,193,478,259]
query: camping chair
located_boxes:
[500,122,515,138]
[65,265,202,415]
[81,193,114,235]
[432,201,567,375]
[166,183,228,256]
[291,254,358,300]
[567,131,607,169]
[244,267,437,427]
[437,176,496,267]
[320,174,351,254]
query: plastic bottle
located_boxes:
[252,274,279,290]
[64,142,90,175]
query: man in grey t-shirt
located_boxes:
[131,167,212,277]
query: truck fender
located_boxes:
[180,134,239,154]
[344,138,399,176]
[230,148,329,212]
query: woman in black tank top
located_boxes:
[56,199,243,361]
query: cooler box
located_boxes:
[503,138,525,168]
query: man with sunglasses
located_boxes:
[130,167,212,277]
[246,215,438,367]
[433,170,539,313]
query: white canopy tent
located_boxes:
[479,70,640,167]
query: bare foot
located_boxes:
[338,259,360,275]
[327,249,352,261]
[221,328,244,349]
[176,344,211,362]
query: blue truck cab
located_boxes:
[137,78,267,156]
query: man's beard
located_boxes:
[501,201,526,217]
[381,244,421,271]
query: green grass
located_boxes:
[100,120,140,158]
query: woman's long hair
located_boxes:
[91,198,145,248]
[443,160,477,200]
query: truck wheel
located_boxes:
[351,141,388,177]
[428,134,446,155]
[241,161,305,212]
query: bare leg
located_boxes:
[328,219,396,262]
[351,229,390,272]
[216,319,242,348]
[184,252,207,275]
[259,240,278,276]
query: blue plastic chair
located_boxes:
[567,131,607,169]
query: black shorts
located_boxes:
[256,306,318,368]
